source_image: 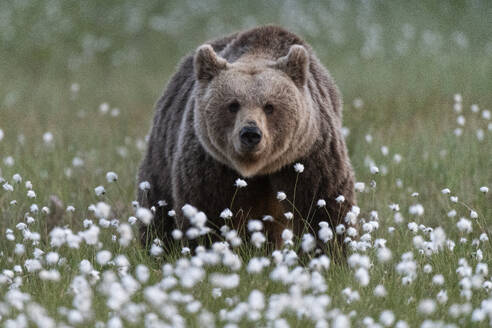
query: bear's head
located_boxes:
[192,44,319,177]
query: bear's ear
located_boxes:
[194,44,228,81]
[272,44,309,87]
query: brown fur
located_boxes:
[138,26,355,252]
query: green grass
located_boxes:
[0,1,491,327]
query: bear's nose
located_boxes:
[240,126,262,148]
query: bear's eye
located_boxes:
[264,103,274,114]
[228,101,240,113]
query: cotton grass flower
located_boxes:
[251,232,266,248]
[354,182,365,192]
[139,181,151,191]
[418,299,436,315]
[318,222,333,242]
[277,191,287,201]
[94,186,105,196]
[234,179,247,188]
[106,171,118,182]
[293,163,304,173]
[220,208,233,219]
[210,273,240,289]
[136,208,153,225]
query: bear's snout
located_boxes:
[239,125,262,149]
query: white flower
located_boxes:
[210,273,239,289]
[136,208,153,225]
[355,267,370,286]
[25,259,42,272]
[0,128,3,141]
[292,163,305,173]
[437,290,448,304]
[470,210,478,219]
[374,285,387,297]
[281,229,293,242]
[457,218,472,233]
[172,229,183,240]
[441,188,451,194]
[450,196,458,203]
[72,157,84,167]
[150,244,163,256]
[12,173,22,183]
[39,269,61,281]
[378,248,392,263]
[43,132,54,144]
[333,314,350,328]
[336,224,346,234]
[302,233,316,252]
[409,204,424,216]
[136,265,149,283]
[220,208,233,219]
[3,156,14,167]
[106,172,118,182]
[353,98,364,108]
[80,225,100,245]
[483,109,491,120]
[99,102,110,114]
[247,220,263,232]
[335,195,345,203]
[248,290,265,310]
[27,190,36,198]
[277,191,287,201]
[94,186,105,196]
[317,199,326,207]
[139,181,151,191]
[251,232,266,248]
[96,250,112,265]
[283,212,293,220]
[370,166,379,174]
[235,179,247,188]
[380,310,395,327]
[354,182,365,192]
[2,182,14,192]
[479,186,488,193]
[46,252,59,265]
[95,202,111,219]
[432,274,444,285]
[454,93,462,103]
[418,299,436,315]
[319,222,334,242]
[447,209,457,217]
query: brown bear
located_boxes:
[137,25,355,253]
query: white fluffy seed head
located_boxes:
[293,162,304,173]
[136,208,153,225]
[277,191,287,201]
[234,178,247,188]
[106,171,118,182]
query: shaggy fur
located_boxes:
[138,26,355,252]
